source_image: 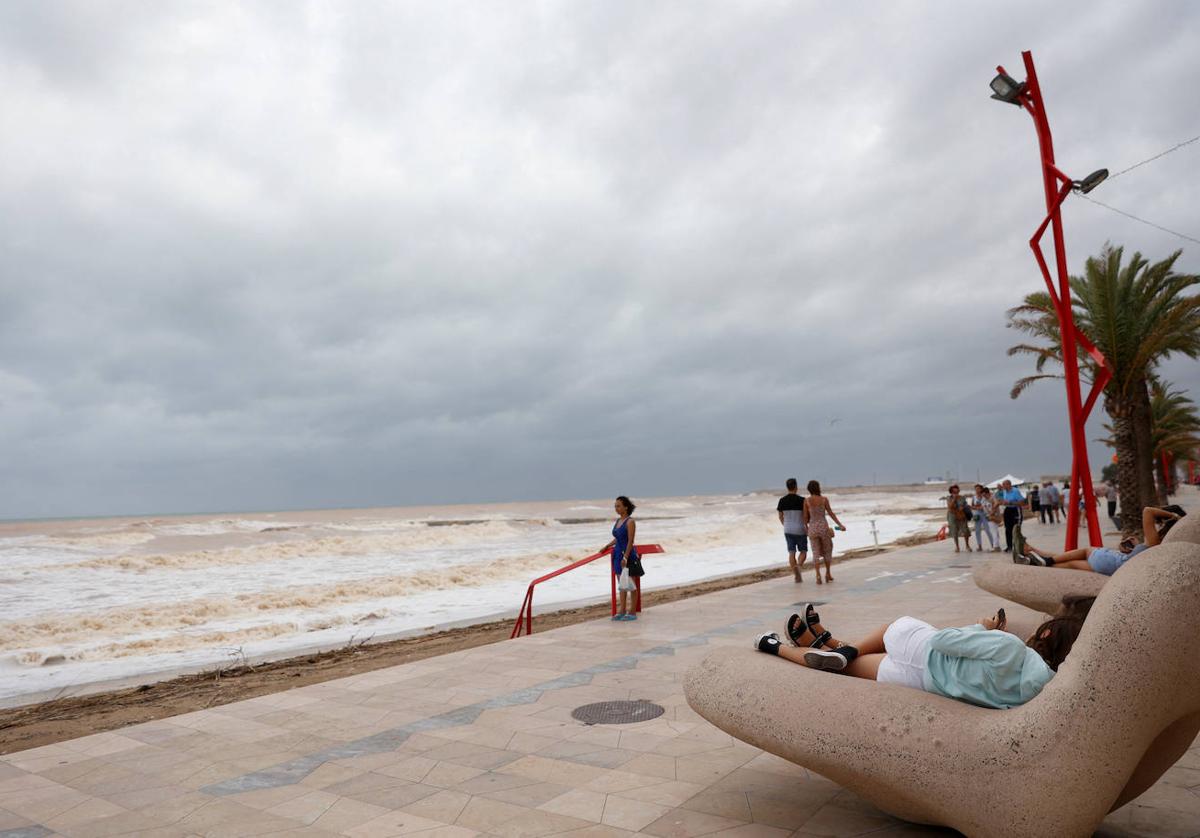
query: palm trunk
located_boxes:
[1133,380,1161,508]
[1109,398,1143,538]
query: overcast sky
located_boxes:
[2,1,1199,519]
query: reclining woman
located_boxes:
[1016,505,1184,574]
[753,602,1086,710]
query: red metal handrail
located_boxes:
[510,544,664,638]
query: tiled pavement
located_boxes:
[2,538,1198,837]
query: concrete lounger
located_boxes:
[684,541,1200,838]
[972,557,1105,614]
[974,509,1200,615]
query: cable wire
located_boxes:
[1107,134,1200,180]
[1078,194,1200,246]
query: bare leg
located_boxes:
[788,550,799,581]
[798,551,808,580]
[1056,560,1095,571]
[1026,542,1091,563]
[775,645,885,680]
[844,654,885,680]
[618,590,628,616]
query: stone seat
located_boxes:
[685,541,1200,838]
[972,556,1105,614]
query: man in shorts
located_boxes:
[777,478,807,583]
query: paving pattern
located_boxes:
[2,534,1198,837]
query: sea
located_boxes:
[0,487,946,708]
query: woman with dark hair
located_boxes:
[803,481,845,585]
[1016,506,1184,574]
[946,485,973,553]
[601,496,639,620]
[753,603,1086,710]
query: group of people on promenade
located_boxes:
[944,480,1033,554]
[945,478,1127,554]
[776,479,845,584]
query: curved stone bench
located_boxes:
[972,557,1106,614]
[685,541,1200,838]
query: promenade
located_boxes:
[2,536,1197,837]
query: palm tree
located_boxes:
[1149,379,1200,501]
[1006,245,1200,536]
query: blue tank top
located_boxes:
[612,517,630,561]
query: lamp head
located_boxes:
[990,72,1027,105]
[1074,169,1109,194]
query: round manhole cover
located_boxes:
[571,700,665,725]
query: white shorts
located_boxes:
[876,616,936,691]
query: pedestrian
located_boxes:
[803,480,845,585]
[1105,480,1118,524]
[1041,481,1060,524]
[996,479,1026,553]
[982,487,1003,551]
[1030,482,1042,523]
[777,478,808,583]
[971,484,999,551]
[601,496,639,621]
[945,485,973,553]
[1059,481,1069,517]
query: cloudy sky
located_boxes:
[2,1,1199,519]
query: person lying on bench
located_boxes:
[753,602,1084,709]
[1015,505,1184,574]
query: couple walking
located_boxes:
[777,478,845,584]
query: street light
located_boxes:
[1074,168,1109,194]
[989,72,1026,105]
[990,51,1111,551]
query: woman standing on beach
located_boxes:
[803,481,844,585]
[945,485,973,553]
[601,496,639,620]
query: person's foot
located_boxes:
[624,613,638,620]
[815,576,822,585]
[955,546,961,553]
[794,572,802,583]
[755,632,782,655]
[612,613,625,620]
[1029,554,1052,567]
[803,645,859,671]
[825,574,834,583]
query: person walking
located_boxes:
[996,480,1026,552]
[803,480,845,585]
[1041,481,1060,524]
[971,484,999,551]
[1105,481,1119,527]
[945,485,973,553]
[777,478,808,583]
[601,496,639,621]
[1029,482,1042,523]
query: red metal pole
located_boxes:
[1005,51,1104,549]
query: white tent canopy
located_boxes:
[985,474,1026,489]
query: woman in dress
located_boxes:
[945,484,973,553]
[601,496,639,620]
[803,480,845,585]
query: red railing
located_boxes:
[510,544,664,638]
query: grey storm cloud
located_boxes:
[2,1,1199,518]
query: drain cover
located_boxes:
[571,700,665,725]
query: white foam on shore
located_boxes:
[0,490,944,706]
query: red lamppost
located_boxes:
[991,51,1110,549]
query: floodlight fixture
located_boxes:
[1073,168,1109,194]
[990,72,1027,105]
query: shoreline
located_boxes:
[0,534,934,755]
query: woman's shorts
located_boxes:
[785,532,808,552]
[876,616,936,691]
[1087,547,1129,576]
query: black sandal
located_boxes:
[785,613,808,646]
[803,603,821,635]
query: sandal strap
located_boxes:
[809,630,831,649]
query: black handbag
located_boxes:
[626,550,645,577]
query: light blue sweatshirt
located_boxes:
[921,624,1053,709]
